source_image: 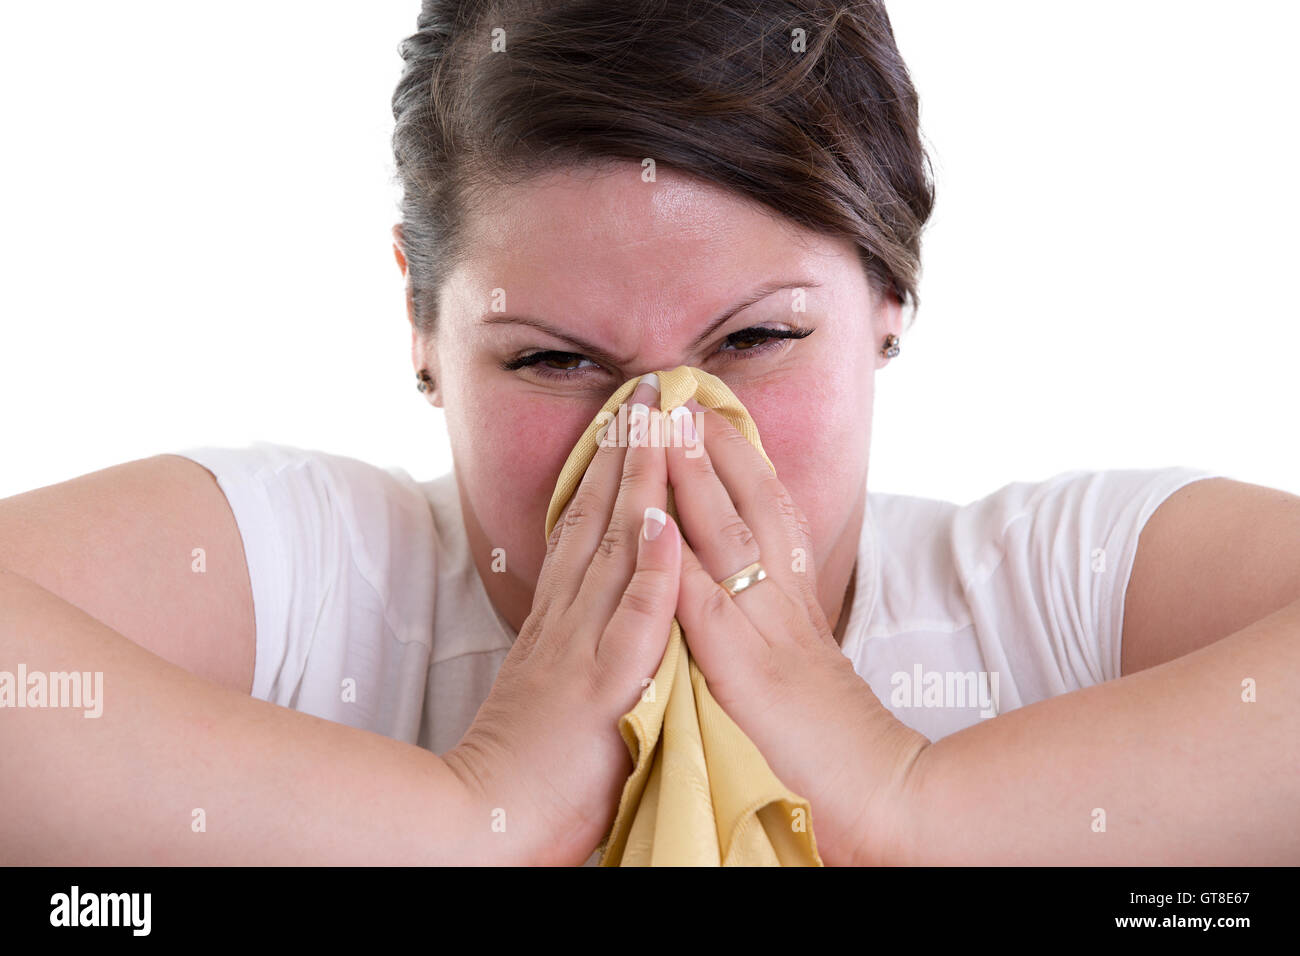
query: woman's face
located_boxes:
[400,160,900,636]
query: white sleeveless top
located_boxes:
[172,442,1221,753]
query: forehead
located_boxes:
[447,161,858,319]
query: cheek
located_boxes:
[450,390,600,579]
[734,368,873,556]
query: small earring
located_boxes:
[416,369,434,393]
[880,334,900,358]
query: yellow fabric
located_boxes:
[544,365,824,866]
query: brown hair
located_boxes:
[391,0,934,337]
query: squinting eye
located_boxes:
[719,326,814,353]
[535,353,587,371]
[501,325,815,381]
[500,350,600,380]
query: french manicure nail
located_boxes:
[670,404,696,440]
[643,506,666,541]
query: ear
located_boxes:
[392,223,417,329]
[392,223,407,273]
[411,326,443,408]
[874,282,904,370]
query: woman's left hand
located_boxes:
[664,399,930,866]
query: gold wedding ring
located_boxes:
[717,560,767,597]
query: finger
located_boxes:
[535,376,658,613]
[663,404,761,580]
[573,378,671,627]
[663,403,795,640]
[673,535,770,707]
[675,398,825,624]
[596,505,681,699]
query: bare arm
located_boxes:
[0,567,505,864]
[890,593,1300,865]
[0,454,256,694]
[0,454,515,864]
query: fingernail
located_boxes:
[629,377,658,408]
[670,404,696,441]
[642,506,666,541]
[596,412,615,445]
[628,403,651,447]
[639,372,660,394]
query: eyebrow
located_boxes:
[479,278,822,366]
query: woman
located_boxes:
[2,0,1297,866]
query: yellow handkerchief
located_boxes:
[544,365,823,866]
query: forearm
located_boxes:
[0,569,500,865]
[891,595,1300,865]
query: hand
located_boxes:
[664,399,929,866]
[444,380,681,866]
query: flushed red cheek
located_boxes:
[728,378,824,492]
[728,381,869,564]
[468,396,604,575]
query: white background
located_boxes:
[1,0,1296,502]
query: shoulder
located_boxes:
[171,442,440,636]
[870,466,1223,587]
[169,442,447,709]
[172,440,434,529]
[862,465,1224,684]
[169,442,513,750]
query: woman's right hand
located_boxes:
[443,378,681,866]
